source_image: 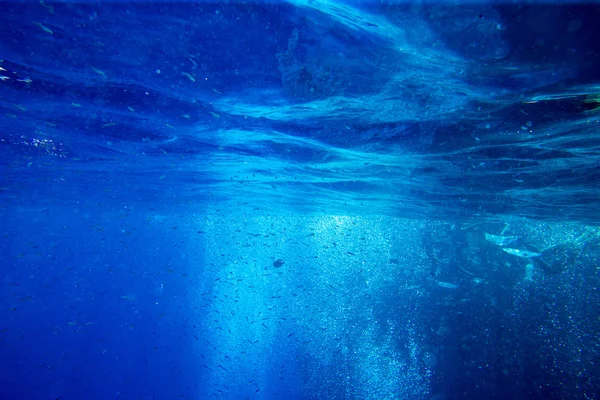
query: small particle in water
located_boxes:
[502,248,541,258]
[34,22,53,35]
[91,67,106,77]
[422,351,437,368]
[273,259,284,268]
[40,0,54,14]
[437,281,459,289]
[181,72,195,82]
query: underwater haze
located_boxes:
[1,1,599,399]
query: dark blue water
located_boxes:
[1,2,599,399]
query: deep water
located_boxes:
[1,1,599,399]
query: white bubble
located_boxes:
[422,351,437,368]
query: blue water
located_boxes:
[1,1,599,399]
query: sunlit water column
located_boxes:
[193,211,339,398]
[193,212,432,398]
[299,215,432,399]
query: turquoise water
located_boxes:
[1,2,599,399]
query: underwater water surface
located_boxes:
[1,1,599,399]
